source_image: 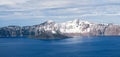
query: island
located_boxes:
[0,19,120,39]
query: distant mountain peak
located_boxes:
[40,20,55,25]
[0,19,120,39]
[46,20,54,23]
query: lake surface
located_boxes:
[0,36,120,57]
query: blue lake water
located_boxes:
[0,36,120,57]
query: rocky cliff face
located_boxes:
[0,19,120,39]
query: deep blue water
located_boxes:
[0,36,120,57]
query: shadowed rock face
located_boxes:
[0,26,22,37]
[89,24,120,36]
[0,20,120,39]
[104,25,120,35]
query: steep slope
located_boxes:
[0,19,120,39]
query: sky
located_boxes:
[0,0,120,27]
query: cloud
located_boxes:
[0,0,120,20]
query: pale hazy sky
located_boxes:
[0,0,120,26]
